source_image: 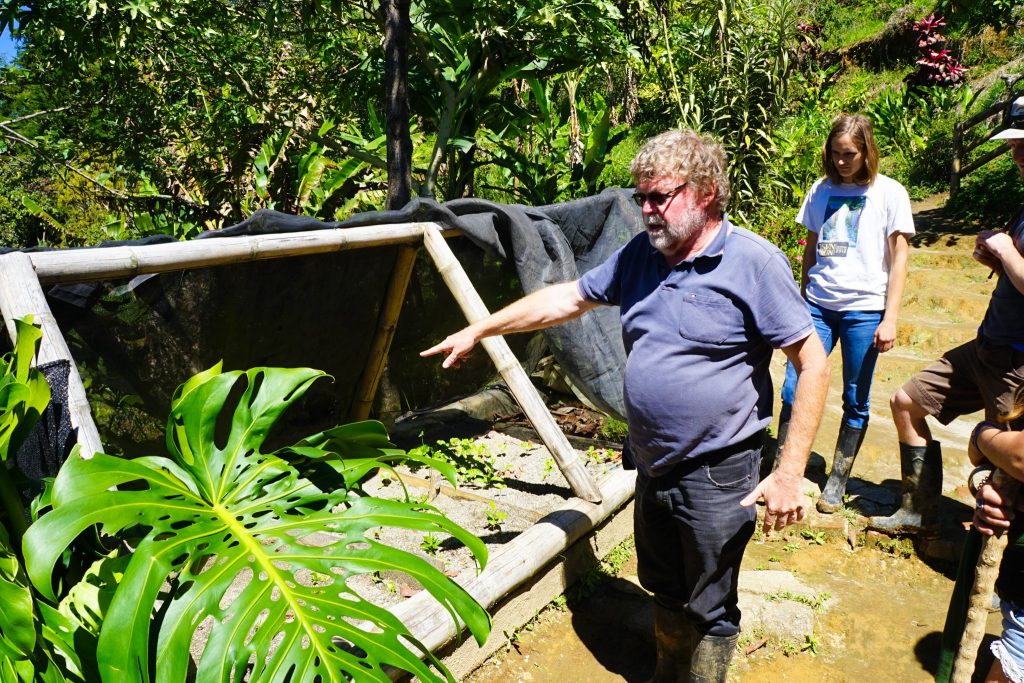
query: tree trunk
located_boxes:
[383,0,412,210]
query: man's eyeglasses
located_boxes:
[632,183,688,208]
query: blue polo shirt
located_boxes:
[577,218,812,476]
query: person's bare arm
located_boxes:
[874,231,910,353]
[741,332,829,531]
[420,281,600,368]
[969,422,1024,482]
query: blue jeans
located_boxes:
[634,433,762,636]
[993,600,1024,682]
[780,300,882,430]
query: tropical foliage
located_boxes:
[0,318,61,683]
[2,346,491,682]
[0,1,1017,250]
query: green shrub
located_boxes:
[947,153,1024,224]
[744,204,805,280]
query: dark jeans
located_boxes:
[634,433,762,637]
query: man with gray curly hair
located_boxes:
[423,128,829,682]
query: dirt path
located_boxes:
[465,195,1003,682]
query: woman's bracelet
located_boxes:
[971,420,1003,454]
[968,465,994,496]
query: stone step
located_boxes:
[909,249,982,271]
[900,288,990,325]
[894,317,977,358]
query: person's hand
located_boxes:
[741,469,806,534]
[975,481,1016,536]
[974,230,1010,273]
[873,319,896,353]
[420,328,480,368]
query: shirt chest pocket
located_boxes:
[678,291,746,344]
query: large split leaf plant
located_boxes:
[2,319,490,682]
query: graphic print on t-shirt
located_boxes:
[817,195,866,258]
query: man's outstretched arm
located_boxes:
[421,281,601,368]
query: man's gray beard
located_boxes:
[646,212,703,256]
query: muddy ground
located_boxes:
[464,536,1001,683]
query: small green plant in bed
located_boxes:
[408,437,506,488]
[484,501,508,531]
[585,445,617,465]
[598,416,628,442]
[420,532,445,556]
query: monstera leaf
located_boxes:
[24,365,490,683]
[0,317,51,539]
[0,523,37,681]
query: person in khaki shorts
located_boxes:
[869,99,1024,536]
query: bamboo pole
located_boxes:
[26,223,431,284]
[951,469,1021,683]
[421,226,603,504]
[0,252,103,457]
[349,244,419,421]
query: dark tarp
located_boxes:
[7,189,641,477]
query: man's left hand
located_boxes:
[741,470,806,533]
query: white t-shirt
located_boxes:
[798,174,914,311]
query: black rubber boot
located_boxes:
[816,423,866,514]
[761,418,789,480]
[867,441,942,535]
[646,604,696,683]
[688,632,738,683]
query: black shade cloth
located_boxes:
[7,190,640,476]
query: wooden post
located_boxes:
[950,122,963,198]
[951,469,1021,683]
[0,252,103,457]
[421,226,603,504]
[349,245,419,421]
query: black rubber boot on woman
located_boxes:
[816,423,866,513]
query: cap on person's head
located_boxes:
[993,96,1024,141]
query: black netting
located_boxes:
[7,189,641,467]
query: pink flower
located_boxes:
[797,255,803,262]
[798,238,807,246]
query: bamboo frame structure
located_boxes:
[0,252,103,456]
[389,467,634,676]
[350,244,419,422]
[0,221,602,502]
[422,226,602,503]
